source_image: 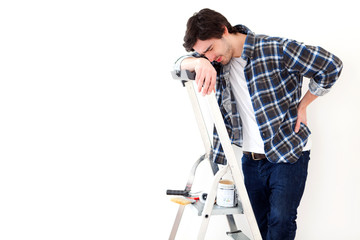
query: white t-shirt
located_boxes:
[228,57,311,153]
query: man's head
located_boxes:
[183,8,238,52]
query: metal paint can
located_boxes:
[216,179,236,207]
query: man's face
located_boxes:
[193,36,233,65]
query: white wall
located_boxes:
[0,0,359,239]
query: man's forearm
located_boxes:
[294,90,318,133]
[177,57,217,96]
[299,90,318,110]
[180,57,201,72]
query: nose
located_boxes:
[205,53,216,62]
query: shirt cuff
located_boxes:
[308,79,331,96]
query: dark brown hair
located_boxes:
[183,8,239,52]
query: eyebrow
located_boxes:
[201,44,213,55]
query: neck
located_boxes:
[230,33,247,58]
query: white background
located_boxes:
[0,0,359,239]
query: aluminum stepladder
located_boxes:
[167,70,262,240]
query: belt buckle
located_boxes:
[251,152,263,161]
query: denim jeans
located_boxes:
[241,151,310,240]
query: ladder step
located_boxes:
[227,230,251,240]
[190,201,244,216]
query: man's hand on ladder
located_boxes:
[193,58,217,96]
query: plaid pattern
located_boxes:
[176,25,343,164]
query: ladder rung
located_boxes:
[227,230,251,240]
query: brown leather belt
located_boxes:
[243,151,266,160]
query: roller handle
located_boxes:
[166,189,189,196]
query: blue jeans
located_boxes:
[241,151,310,240]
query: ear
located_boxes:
[223,26,229,36]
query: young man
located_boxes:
[174,8,343,240]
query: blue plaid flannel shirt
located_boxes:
[175,25,343,164]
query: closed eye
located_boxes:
[202,44,213,55]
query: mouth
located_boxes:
[215,56,222,62]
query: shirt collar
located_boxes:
[234,24,255,60]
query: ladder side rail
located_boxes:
[197,165,229,239]
[184,81,219,175]
[207,93,263,240]
[169,206,185,240]
[184,81,212,155]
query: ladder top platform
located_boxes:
[171,70,195,82]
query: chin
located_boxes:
[222,58,230,65]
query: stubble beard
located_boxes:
[220,38,233,65]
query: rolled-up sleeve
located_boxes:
[283,40,343,96]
